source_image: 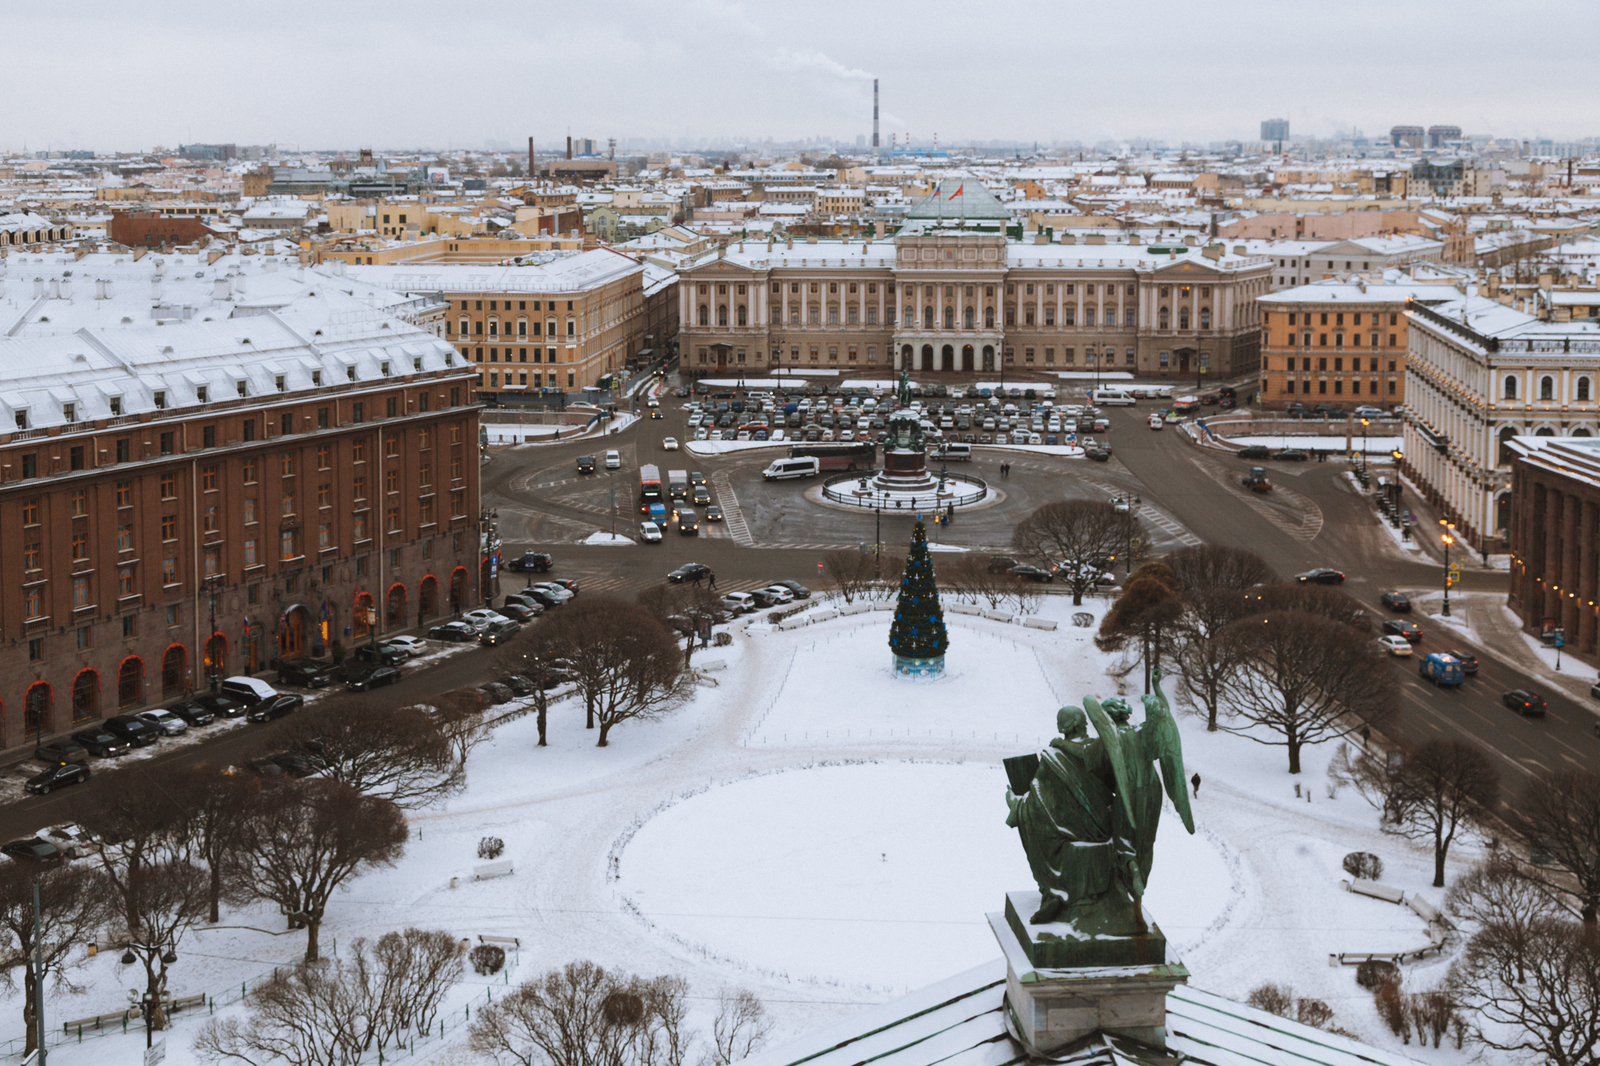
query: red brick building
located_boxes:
[109,211,218,248]
[1506,435,1600,668]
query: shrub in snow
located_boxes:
[1374,981,1411,1043]
[478,837,506,860]
[1245,983,1294,1018]
[470,943,506,976]
[1356,959,1400,990]
[1342,851,1384,880]
[714,631,733,647]
[1406,990,1458,1049]
[1295,998,1334,1030]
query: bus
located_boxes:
[788,442,877,471]
[639,464,664,514]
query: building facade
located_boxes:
[1402,295,1600,551]
[677,183,1271,380]
[1505,435,1600,669]
[0,254,481,750]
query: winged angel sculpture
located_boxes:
[1005,668,1194,935]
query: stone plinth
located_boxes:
[990,892,1187,1055]
[892,653,945,676]
[1004,891,1167,968]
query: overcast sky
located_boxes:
[6,0,1596,153]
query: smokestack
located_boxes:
[872,79,880,157]
[566,136,572,160]
[528,136,534,178]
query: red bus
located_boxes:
[638,464,664,513]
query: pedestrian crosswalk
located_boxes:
[709,470,754,546]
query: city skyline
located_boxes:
[5,0,1598,152]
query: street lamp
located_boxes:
[1441,520,1457,617]
[1360,418,1370,475]
[203,574,225,692]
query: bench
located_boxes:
[1022,617,1058,631]
[811,608,839,622]
[946,603,981,616]
[1406,893,1447,926]
[64,1009,131,1034]
[871,601,894,612]
[980,608,1016,623]
[696,658,727,672]
[838,602,870,616]
[1342,878,1405,904]
[478,934,521,948]
[473,860,515,880]
[170,993,207,1014]
[1328,944,1443,967]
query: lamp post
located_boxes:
[1360,417,1370,475]
[1441,520,1457,617]
[203,574,225,692]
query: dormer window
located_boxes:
[109,397,122,416]
[275,375,286,393]
[14,410,28,430]
[445,352,455,367]
[380,362,391,377]
[311,370,322,387]
[236,381,248,398]
[196,386,208,403]
[413,358,423,373]
[154,391,167,410]
[347,367,356,382]
[62,403,75,422]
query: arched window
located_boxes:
[923,306,934,329]
[1159,307,1170,330]
[161,645,187,696]
[736,305,747,326]
[1504,376,1518,400]
[419,575,438,620]
[386,583,407,626]
[449,568,469,613]
[697,305,708,326]
[1179,308,1191,330]
[72,670,99,722]
[985,307,995,328]
[965,307,975,328]
[1199,307,1211,330]
[1497,426,1519,465]
[1574,428,1594,437]
[1540,376,1554,401]
[1535,427,1556,437]
[717,305,728,326]
[354,592,376,639]
[24,683,50,735]
[1579,377,1592,402]
[117,657,144,709]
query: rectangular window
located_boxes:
[117,567,135,596]
[419,463,431,487]
[72,531,88,560]
[201,463,218,491]
[116,480,132,507]
[243,458,258,483]
[318,523,331,550]
[244,538,259,567]
[281,490,295,516]
[72,574,90,609]
[354,476,367,500]
[22,497,39,525]
[71,489,87,517]
[317,444,331,469]
[451,489,466,518]
[385,469,399,493]
[202,505,218,533]
[280,454,295,477]
[117,524,133,551]
[419,498,434,525]
[387,507,401,533]
[318,483,331,508]
[385,435,399,458]
[353,440,366,462]
[280,530,297,560]
[354,513,368,541]
[24,588,42,620]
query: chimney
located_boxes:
[33,277,43,298]
[566,136,573,160]
[47,278,59,299]
[213,277,232,299]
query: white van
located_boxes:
[1093,388,1136,406]
[763,456,820,480]
[604,449,621,469]
[938,443,974,461]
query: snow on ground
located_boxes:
[581,531,636,546]
[14,593,1480,1064]
[1218,434,1403,454]
[485,412,638,447]
[685,439,786,457]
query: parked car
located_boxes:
[1084,446,1111,462]
[385,635,430,657]
[478,682,514,705]
[1503,689,1547,717]
[749,587,785,608]
[428,621,478,642]
[721,592,757,615]
[758,585,796,605]
[668,563,711,584]
[277,660,338,688]
[1,838,63,863]
[1381,619,1423,644]
[1236,445,1272,459]
[70,729,130,758]
[247,694,304,723]
[103,714,159,747]
[576,455,597,474]
[1295,568,1346,585]
[346,665,403,691]
[164,699,218,727]
[1380,592,1412,613]
[1275,449,1309,461]
[189,693,246,719]
[34,740,88,764]
[499,603,539,624]
[987,555,1020,574]
[1443,650,1480,674]
[1378,635,1415,657]
[350,642,408,668]
[639,521,663,543]
[1009,564,1055,583]
[501,675,536,697]
[220,676,279,709]
[769,580,811,599]
[550,578,580,596]
[506,551,553,573]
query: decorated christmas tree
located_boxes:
[889,520,948,675]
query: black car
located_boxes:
[350,643,408,668]
[507,551,553,573]
[1275,449,1309,461]
[1009,564,1055,583]
[1236,445,1272,459]
[428,622,478,642]
[25,762,90,795]
[501,674,536,697]
[247,694,303,722]
[103,715,159,747]
[749,587,785,608]
[1382,619,1422,643]
[521,587,565,608]
[769,580,811,600]
[1084,446,1111,462]
[346,665,403,691]
[164,699,218,727]
[266,751,322,777]
[477,621,520,647]
[692,485,712,506]
[71,729,130,758]
[1296,568,1346,585]
[1503,690,1547,717]
[499,603,539,624]
[1444,650,1480,674]
[277,660,338,689]
[34,740,88,764]
[576,455,597,474]
[667,563,711,584]
[987,555,1020,574]
[1,838,63,862]
[1380,592,1412,613]
[188,693,247,719]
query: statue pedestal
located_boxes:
[989,892,1187,1055]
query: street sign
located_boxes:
[817,561,824,573]
[1554,633,1567,648]
[145,1040,167,1066]
[1130,537,1143,549]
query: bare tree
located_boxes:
[364,929,465,1043]
[1249,582,1372,633]
[1505,768,1600,925]
[1095,564,1182,693]
[0,861,116,1055]
[1450,917,1600,1066]
[1012,499,1130,605]
[165,766,259,922]
[1335,739,1499,886]
[1163,544,1274,590]
[707,988,773,1066]
[1168,587,1251,731]
[287,701,462,808]
[943,554,1006,609]
[469,960,695,1066]
[1446,854,1554,983]
[232,779,408,961]
[636,583,726,667]
[541,599,685,746]
[1216,610,1398,773]
[1010,575,1045,615]
[433,687,493,762]
[488,625,564,745]
[820,549,877,605]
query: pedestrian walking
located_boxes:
[1190,772,1201,798]
[708,571,717,590]
[692,571,702,587]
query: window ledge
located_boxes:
[72,603,98,615]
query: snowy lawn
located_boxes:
[1218,434,1403,453]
